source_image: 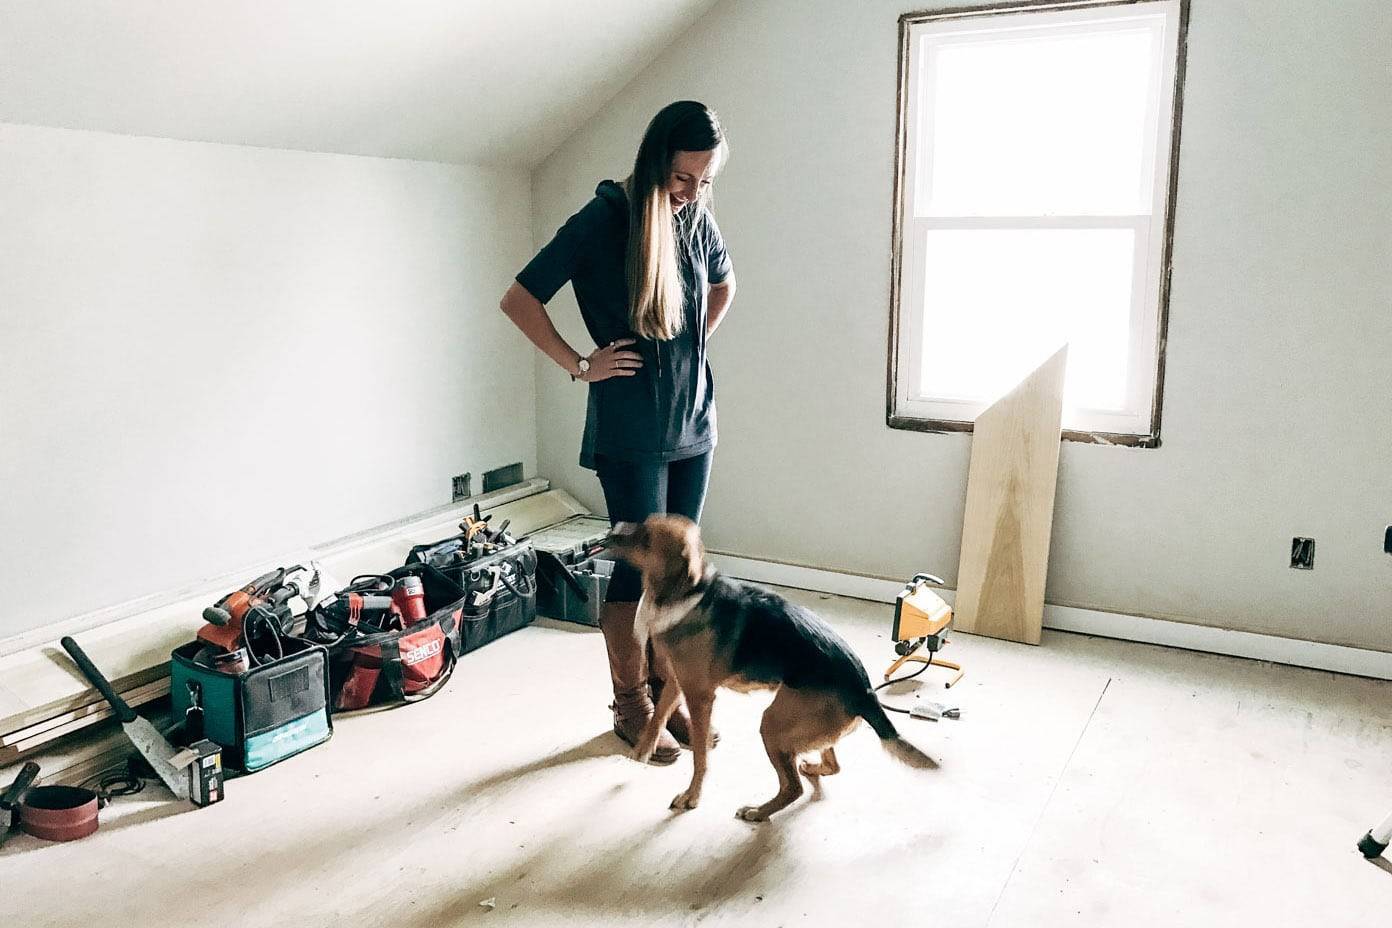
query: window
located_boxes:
[889,0,1187,445]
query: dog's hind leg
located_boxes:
[737,692,807,821]
[737,743,802,822]
[670,691,714,810]
[799,746,840,779]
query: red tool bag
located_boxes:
[304,565,462,710]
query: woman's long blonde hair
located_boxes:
[624,102,727,341]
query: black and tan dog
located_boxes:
[607,514,936,821]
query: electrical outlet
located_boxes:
[452,473,472,502]
[1290,537,1315,570]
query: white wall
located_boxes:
[0,123,536,638]
[530,0,1392,651]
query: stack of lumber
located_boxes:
[1,678,171,764]
[0,606,193,767]
[0,481,584,784]
[0,723,135,788]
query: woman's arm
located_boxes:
[500,281,586,376]
[706,277,737,338]
[499,281,641,380]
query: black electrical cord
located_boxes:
[79,756,147,807]
[349,574,397,591]
[242,607,285,667]
[874,651,935,715]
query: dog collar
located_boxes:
[692,566,720,608]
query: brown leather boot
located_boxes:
[649,658,719,750]
[599,601,680,765]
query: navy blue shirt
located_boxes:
[516,180,733,470]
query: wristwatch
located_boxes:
[572,356,591,382]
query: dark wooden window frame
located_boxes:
[885,0,1191,449]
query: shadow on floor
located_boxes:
[0,794,187,859]
[461,732,619,796]
[401,799,806,926]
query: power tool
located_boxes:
[336,591,400,631]
[321,574,427,635]
[198,568,286,655]
[200,567,285,642]
[198,563,323,662]
[391,575,428,626]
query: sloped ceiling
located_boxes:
[0,0,722,166]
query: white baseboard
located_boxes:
[709,554,909,604]
[707,552,1392,682]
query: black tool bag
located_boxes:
[302,564,462,711]
[405,536,539,654]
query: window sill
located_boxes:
[886,414,1160,449]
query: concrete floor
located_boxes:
[4,587,1391,926]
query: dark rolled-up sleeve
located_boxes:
[516,200,603,304]
[703,210,733,285]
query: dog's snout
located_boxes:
[607,522,639,545]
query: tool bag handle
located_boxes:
[405,535,468,568]
[380,637,458,704]
[535,549,590,601]
[458,543,537,598]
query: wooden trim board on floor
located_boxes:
[707,552,1392,682]
[0,724,132,788]
[953,347,1068,645]
[1,678,170,748]
[0,661,173,741]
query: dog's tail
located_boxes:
[857,691,938,769]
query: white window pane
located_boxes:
[918,228,1135,412]
[921,25,1158,217]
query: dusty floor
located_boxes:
[4,587,1391,926]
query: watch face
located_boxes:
[579,359,590,372]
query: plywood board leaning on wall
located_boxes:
[953,346,1068,645]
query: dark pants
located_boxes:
[596,451,713,603]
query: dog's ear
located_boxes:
[682,524,705,588]
[683,541,704,588]
[653,542,702,601]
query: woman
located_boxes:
[500,101,736,765]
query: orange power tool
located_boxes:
[198,568,287,652]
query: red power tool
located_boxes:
[199,564,322,650]
[334,575,428,632]
[391,575,428,626]
[198,568,287,652]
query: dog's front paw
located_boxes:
[736,805,769,822]
[630,746,653,764]
[670,790,700,811]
